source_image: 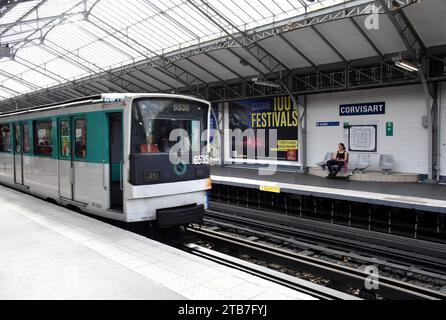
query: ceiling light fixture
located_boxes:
[252,77,281,88]
[395,60,419,72]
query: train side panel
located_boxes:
[25,156,59,199]
[0,153,14,186]
[73,161,110,212]
[0,101,127,221]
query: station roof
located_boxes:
[0,0,348,99]
[0,0,445,111]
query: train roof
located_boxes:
[0,93,210,119]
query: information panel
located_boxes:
[348,125,377,152]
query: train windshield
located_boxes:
[131,98,209,155]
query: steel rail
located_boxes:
[208,202,446,273]
[187,227,446,300]
[183,234,358,300]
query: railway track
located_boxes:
[180,201,446,300]
[52,195,446,300]
[182,238,357,300]
[187,226,446,300]
[209,202,446,276]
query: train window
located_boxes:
[60,120,70,158]
[34,121,53,157]
[131,99,208,155]
[0,124,11,152]
[74,118,87,159]
[134,119,195,154]
[23,124,30,153]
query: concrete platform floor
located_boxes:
[308,167,419,183]
[0,185,315,300]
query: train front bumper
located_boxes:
[157,204,204,229]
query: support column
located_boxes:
[219,102,225,168]
[302,94,308,172]
[420,64,438,181]
[282,76,305,172]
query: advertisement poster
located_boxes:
[38,128,49,146]
[228,96,299,162]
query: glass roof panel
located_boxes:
[15,45,58,65]
[2,79,31,93]
[0,60,29,75]
[44,59,86,80]
[0,0,40,25]
[0,0,353,103]
[20,69,57,87]
[38,0,78,19]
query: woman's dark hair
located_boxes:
[339,143,346,150]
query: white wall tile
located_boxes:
[307,84,428,174]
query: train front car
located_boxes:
[125,96,211,228]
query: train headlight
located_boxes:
[206,178,212,190]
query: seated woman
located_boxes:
[327,143,349,177]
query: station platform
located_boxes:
[211,166,446,214]
[0,185,315,300]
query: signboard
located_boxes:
[348,125,377,152]
[340,102,385,116]
[386,122,394,136]
[260,185,281,193]
[316,122,340,127]
[228,96,299,162]
[272,140,299,152]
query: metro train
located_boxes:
[0,93,212,228]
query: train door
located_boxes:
[13,122,29,187]
[108,112,123,211]
[58,117,73,200]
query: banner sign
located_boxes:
[228,96,299,162]
[316,122,340,127]
[340,102,385,116]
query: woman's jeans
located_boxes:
[327,160,345,175]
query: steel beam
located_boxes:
[137,69,177,91]
[184,57,224,82]
[0,0,49,37]
[0,11,85,31]
[349,17,384,59]
[226,48,259,75]
[10,0,86,54]
[124,73,162,92]
[203,52,245,79]
[310,26,347,63]
[278,34,318,70]
[86,14,152,58]
[0,69,41,91]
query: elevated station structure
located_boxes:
[0,0,446,301]
[1,0,446,180]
